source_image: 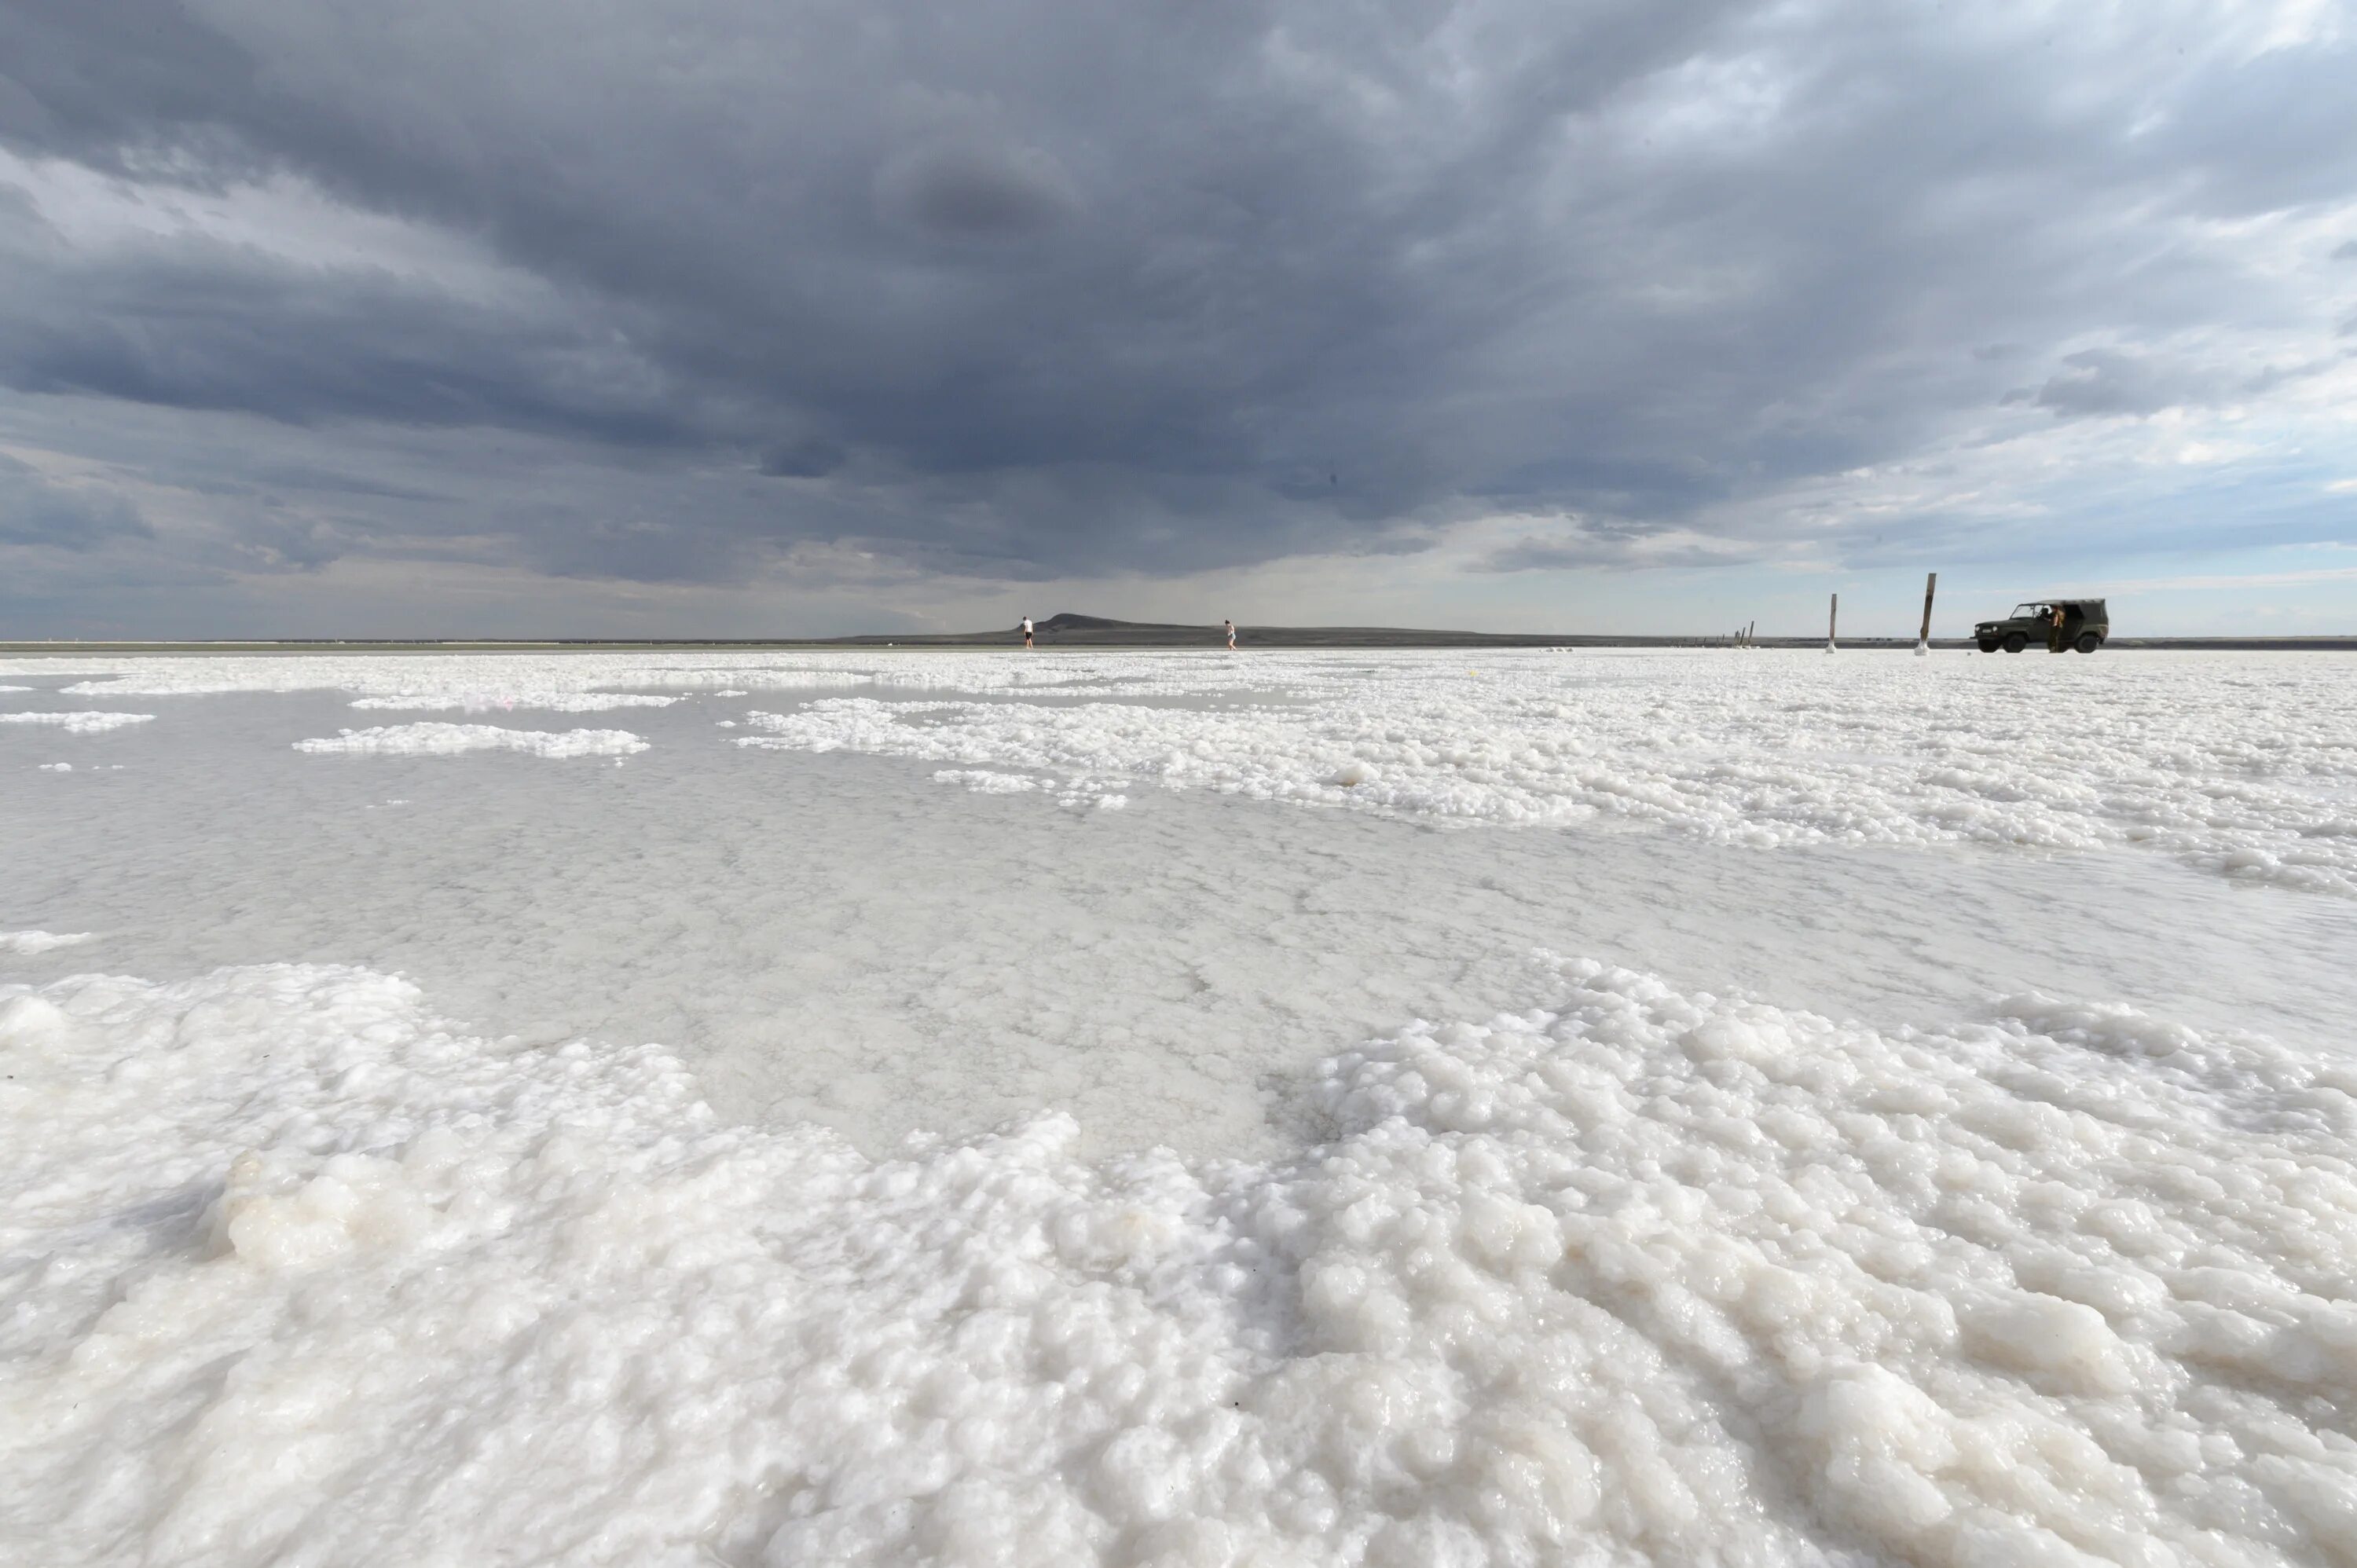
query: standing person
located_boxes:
[2048,603,2066,653]
[1224,619,1237,650]
[1021,614,1035,650]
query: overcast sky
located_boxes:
[2,0,2354,637]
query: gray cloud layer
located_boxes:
[2,0,2354,610]
[0,452,152,551]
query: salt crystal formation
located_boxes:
[5,961,2355,1564]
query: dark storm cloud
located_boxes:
[1480,525,1754,573]
[874,141,1080,240]
[0,225,699,445]
[757,438,847,480]
[0,452,153,550]
[0,0,2354,595]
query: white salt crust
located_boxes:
[935,768,1042,793]
[293,724,651,759]
[349,692,680,713]
[0,711,154,733]
[930,767,1128,811]
[5,958,2357,1566]
[0,931,94,954]
[4,649,2356,1563]
[725,652,2357,896]
[11,646,2342,892]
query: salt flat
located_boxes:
[4,649,2355,1566]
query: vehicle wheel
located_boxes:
[2075,632,2100,654]
[2002,632,2028,653]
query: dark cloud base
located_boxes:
[1,0,2354,608]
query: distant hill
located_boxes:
[820,612,1784,649]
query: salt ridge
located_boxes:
[0,931,95,954]
[293,724,650,758]
[0,711,155,734]
[349,692,680,713]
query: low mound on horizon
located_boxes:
[824,613,1930,650]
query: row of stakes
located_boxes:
[1720,573,1940,654]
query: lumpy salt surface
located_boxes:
[5,648,2357,1567]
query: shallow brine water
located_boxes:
[5,649,2356,1566]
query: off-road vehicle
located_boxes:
[1975,599,2109,654]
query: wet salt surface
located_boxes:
[7,683,2352,1159]
[5,650,2357,1566]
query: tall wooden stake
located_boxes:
[1827,592,1838,653]
[1916,572,1937,656]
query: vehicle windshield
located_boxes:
[2012,603,2047,618]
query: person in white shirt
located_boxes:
[1224,619,1237,650]
[1021,616,1035,650]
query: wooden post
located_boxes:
[1916,572,1937,655]
[1827,592,1838,653]
[1747,619,1756,649]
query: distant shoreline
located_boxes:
[7,633,2356,654]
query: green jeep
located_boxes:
[1975,599,2109,654]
